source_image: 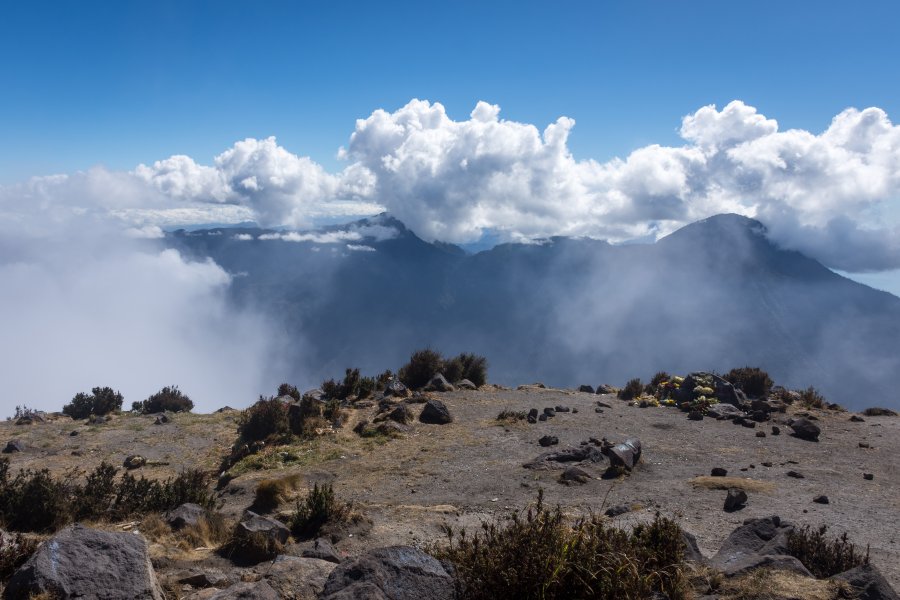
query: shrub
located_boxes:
[277,383,301,401]
[797,386,826,409]
[646,371,671,395]
[0,532,39,584]
[0,458,213,532]
[290,483,351,538]
[618,378,644,401]
[451,353,488,387]
[398,349,444,389]
[723,367,773,398]
[787,524,869,578]
[62,386,124,420]
[433,490,687,599]
[442,356,465,384]
[9,406,40,421]
[238,396,290,443]
[375,369,394,391]
[496,410,527,422]
[321,368,376,401]
[134,386,194,414]
[225,529,284,565]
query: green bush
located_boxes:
[618,378,644,401]
[0,457,213,533]
[290,482,351,538]
[62,386,124,420]
[133,385,194,414]
[787,524,869,578]
[723,367,773,398]
[238,396,290,443]
[398,349,444,389]
[433,490,687,599]
[277,383,301,401]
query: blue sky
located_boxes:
[2,0,899,178]
[2,0,899,294]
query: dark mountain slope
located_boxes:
[168,214,900,409]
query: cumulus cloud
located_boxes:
[341,99,900,271]
[2,99,899,272]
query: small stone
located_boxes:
[123,455,146,469]
[554,406,571,413]
[594,407,604,413]
[787,470,805,479]
[604,505,629,517]
[756,431,766,437]
[69,430,79,436]
[724,488,748,512]
[538,435,559,447]
[538,413,548,422]
[578,385,595,394]
[813,495,830,504]
[741,420,757,429]
[559,466,591,485]
[850,415,865,422]
[771,425,781,435]
[762,462,773,467]
[688,410,703,421]
[863,473,874,480]
[789,418,821,441]
[543,407,556,417]
[711,467,728,477]
[527,408,538,424]
[859,441,870,448]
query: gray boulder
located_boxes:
[578,384,595,394]
[167,503,208,530]
[229,512,291,564]
[456,379,477,390]
[208,581,280,599]
[724,488,747,512]
[424,374,454,393]
[789,418,821,441]
[383,380,409,399]
[419,399,453,424]
[262,555,337,599]
[606,437,642,470]
[302,537,342,563]
[4,524,164,599]
[706,403,745,420]
[320,546,455,600]
[2,440,25,453]
[831,564,900,600]
[711,516,810,578]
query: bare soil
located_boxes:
[3,387,898,591]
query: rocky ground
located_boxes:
[2,383,898,598]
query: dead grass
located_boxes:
[714,568,850,600]
[689,476,776,493]
[252,473,303,512]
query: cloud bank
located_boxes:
[4,99,898,272]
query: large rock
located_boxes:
[167,503,208,530]
[831,564,900,600]
[706,403,745,420]
[606,437,642,470]
[4,524,164,599]
[208,581,280,599]
[424,374,454,393]
[724,488,747,512]
[383,380,409,399]
[789,418,821,441]
[375,404,414,425]
[419,399,453,424]
[2,440,25,453]
[320,546,455,600]
[456,379,477,390]
[229,512,291,564]
[302,538,342,564]
[578,384,595,394]
[711,516,810,578]
[261,555,337,599]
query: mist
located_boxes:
[0,213,285,415]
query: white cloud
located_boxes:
[234,233,253,241]
[2,99,899,272]
[346,244,376,252]
[255,223,399,244]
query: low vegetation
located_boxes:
[62,386,123,420]
[399,348,488,389]
[252,474,302,513]
[237,396,291,444]
[862,406,897,417]
[618,377,644,401]
[132,385,194,414]
[724,367,774,398]
[434,490,687,599]
[787,524,869,579]
[496,409,528,423]
[797,386,827,409]
[0,457,213,533]
[0,532,39,583]
[290,482,351,538]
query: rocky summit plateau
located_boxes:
[1,370,898,599]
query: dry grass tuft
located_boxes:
[689,476,776,493]
[252,473,303,513]
[714,568,850,600]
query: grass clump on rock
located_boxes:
[787,524,869,579]
[434,490,688,600]
[62,386,123,420]
[398,348,489,389]
[132,385,194,414]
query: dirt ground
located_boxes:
[2,387,898,590]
